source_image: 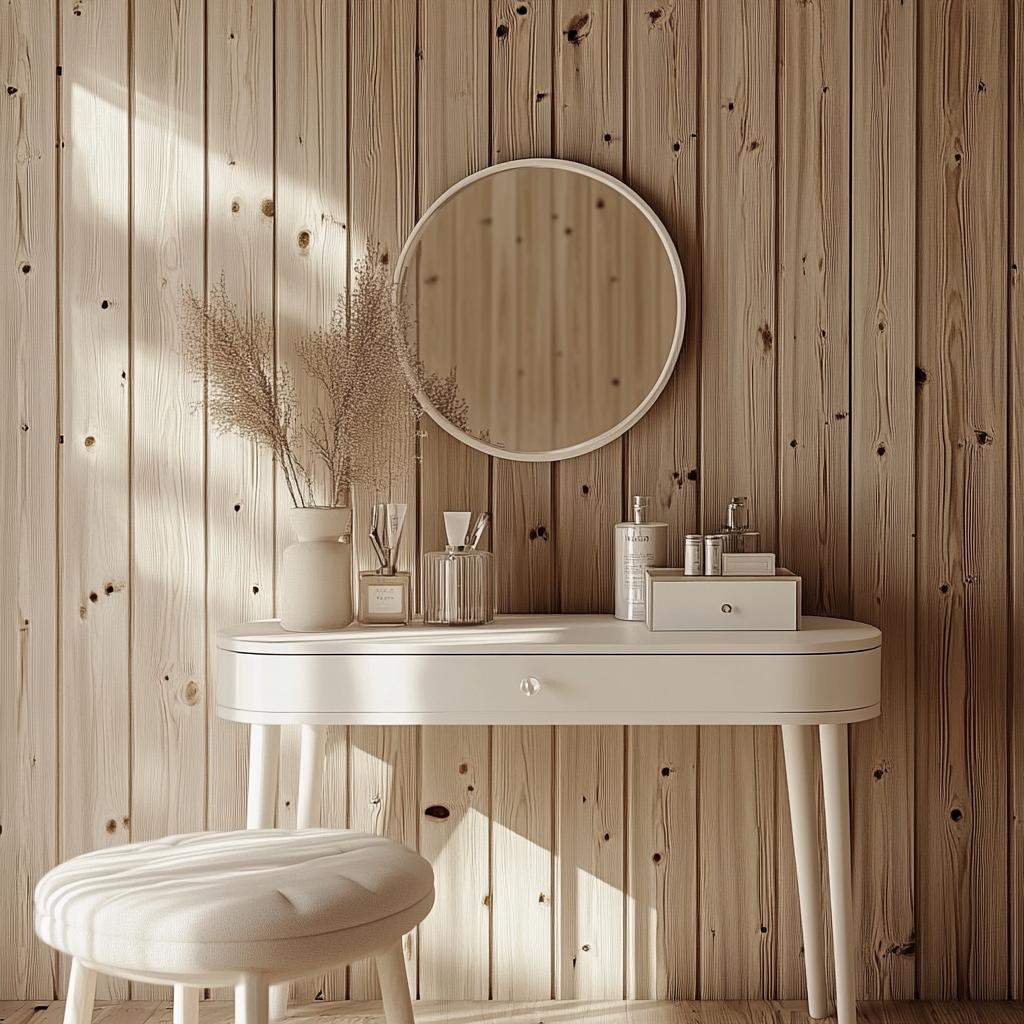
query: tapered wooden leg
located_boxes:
[820,723,856,1024]
[781,724,829,1019]
[376,941,415,1024]
[173,985,199,1024]
[247,724,281,829]
[297,724,327,829]
[235,973,270,1024]
[63,959,97,1024]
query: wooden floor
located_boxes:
[2,1001,1021,1024]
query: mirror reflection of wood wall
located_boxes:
[413,166,676,454]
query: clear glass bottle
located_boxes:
[357,568,411,625]
[422,549,494,625]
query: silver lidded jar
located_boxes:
[684,534,704,576]
[704,534,724,576]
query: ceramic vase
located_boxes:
[280,506,353,631]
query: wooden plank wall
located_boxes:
[2,0,1022,1007]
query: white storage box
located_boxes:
[645,568,802,631]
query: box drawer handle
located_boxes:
[519,676,541,696]
[721,603,733,613]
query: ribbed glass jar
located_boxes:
[421,549,494,626]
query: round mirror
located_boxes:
[394,158,685,462]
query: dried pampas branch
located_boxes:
[180,243,469,508]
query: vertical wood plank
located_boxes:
[699,0,779,1001]
[348,725,418,1000]
[417,0,490,562]
[416,0,492,1003]
[623,0,700,569]
[916,0,1009,1000]
[129,0,206,998]
[775,0,850,1002]
[59,0,131,998]
[273,1,349,996]
[1012,3,1024,998]
[205,0,277,841]
[491,0,555,616]
[622,5,699,999]
[347,0,420,1002]
[552,0,624,614]
[555,726,625,999]
[626,726,698,1000]
[850,0,917,1000]
[0,0,58,1000]
[418,727,491,1000]
[492,725,554,1000]
[777,0,851,621]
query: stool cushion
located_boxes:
[35,829,434,979]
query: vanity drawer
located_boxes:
[218,648,880,725]
[646,569,802,630]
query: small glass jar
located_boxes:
[357,569,411,625]
[422,549,494,625]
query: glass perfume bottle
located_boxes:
[421,511,494,626]
[357,502,411,625]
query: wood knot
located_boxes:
[6,86,17,95]
[424,805,450,820]
[950,808,963,823]
[184,681,200,706]
[458,762,469,774]
[496,23,508,38]
[261,198,275,217]
[517,5,528,14]
[230,199,240,213]
[652,852,661,863]
[648,9,664,25]
[687,469,698,481]
[758,324,773,351]
[297,230,311,250]
[565,13,590,44]
[915,366,927,386]
[975,429,991,445]
[105,819,117,834]
[84,436,96,447]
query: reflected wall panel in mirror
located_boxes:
[401,161,682,459]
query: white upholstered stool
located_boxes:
[35,829,434,1024]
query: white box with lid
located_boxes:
[645,567,803,631]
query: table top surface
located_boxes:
[218,614,881,658]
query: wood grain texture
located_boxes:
[554,726,625,1000]
[775,0,851,1002]
[418,726,491,1000]
[623,0,701,567]
[204,0,277,843]
[346,0,420,1003]
[492,725,554,999]
[58,0,131,998]
[7,1001,1024,1024]
[699,0,779,1003]
[0,0,58,999]
[626,726,698,1000]
[273,4,349,996]
[490,0,555,616]
[129,0,207,999]
[348,726,418,1000]
[415,3,492,1004]
[416,0,490,565]
[916,0,1010,1000]
[849,0,917,1000]
[778,0,851,621]
[1010,0,1024,1002]
[698,726,779,999]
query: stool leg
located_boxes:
[376,941,414,1024]
[173,985,199,1024]
[268,983,289,1022]
[235,974,270,1024]
[64,959,97,1024]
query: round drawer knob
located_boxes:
[721,603,733,614]
[520,676,541,696]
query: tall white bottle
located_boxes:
[614,495,668,621]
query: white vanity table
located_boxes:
[217,613,881,1024]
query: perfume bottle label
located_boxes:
[368,585,404,612]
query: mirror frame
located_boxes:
[394,157,687,463]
